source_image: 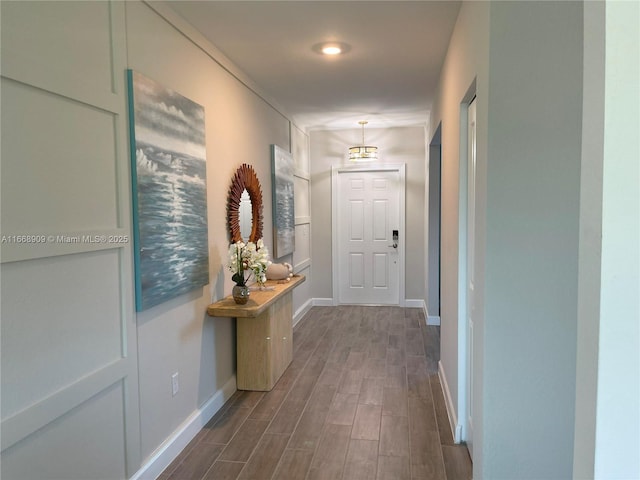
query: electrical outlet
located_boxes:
[171,372,179,396]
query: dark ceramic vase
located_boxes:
[232,284,250,304]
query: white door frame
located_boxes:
[464,97,477,458]
[458,86,477,451]
[331,163,406,306]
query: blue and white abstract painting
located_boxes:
[271,145,295,258]
[127,70,209,311]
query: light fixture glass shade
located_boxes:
[349,121,378,161]
[349,145,378,161]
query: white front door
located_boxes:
[336,168,402,304]
[466,97,477,459]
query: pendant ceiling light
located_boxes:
[349,121,378,161]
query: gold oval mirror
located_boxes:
[227,164,263,243]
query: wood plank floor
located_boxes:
[159,306,472,480]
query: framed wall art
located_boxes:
[271,144,295,258]
[127,70,209,311]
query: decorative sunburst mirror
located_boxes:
[227,163,264,243]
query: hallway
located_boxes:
[159,306,471,480]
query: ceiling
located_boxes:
[163,1,461,131]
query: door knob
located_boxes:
[389,229,398,248]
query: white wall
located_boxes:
[573,2,605,476]
[1,1,312,478]
[309,126,426,304]
[125,2,292,462]
[575,3,640,478]
[432,1,586,478]
[429,1,490,469]
[592,1,639,477]
[483,3,583,478]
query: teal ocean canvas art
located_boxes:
[127,70,209,311]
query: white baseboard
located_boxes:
[312,298,335,307]
[427,315,441,326]
[404,299,425,309]
[130,376,237,480]
[420,302,438,326]
[293,298,313,328]
[438,361,461,444]
[455,424,463,443]
[313,298,431,309]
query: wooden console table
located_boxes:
[207,275,305,391]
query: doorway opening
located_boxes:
[428,125,442,324]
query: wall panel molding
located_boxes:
[1,228,130,264]
[1,361,128,451]
[0,1,141,476]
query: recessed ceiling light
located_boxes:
[312,42,351,56]
[322,45,342,55]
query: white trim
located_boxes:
[458,87,478,457]
[1,359,128,451]
[438,361,462,444]
[293,299,313,328]
[294,216,311,225]
[404,299,425,309]
[331,163,406,307]
[293,168,310,180]
[408,300,442,325]
[457,103,470,454]
[293,258,311,272]
[312,298,335,307]
[129,376,237,480]
[427,315,441,326]
[311,298,431,310]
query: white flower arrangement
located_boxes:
[227,239,271,287]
